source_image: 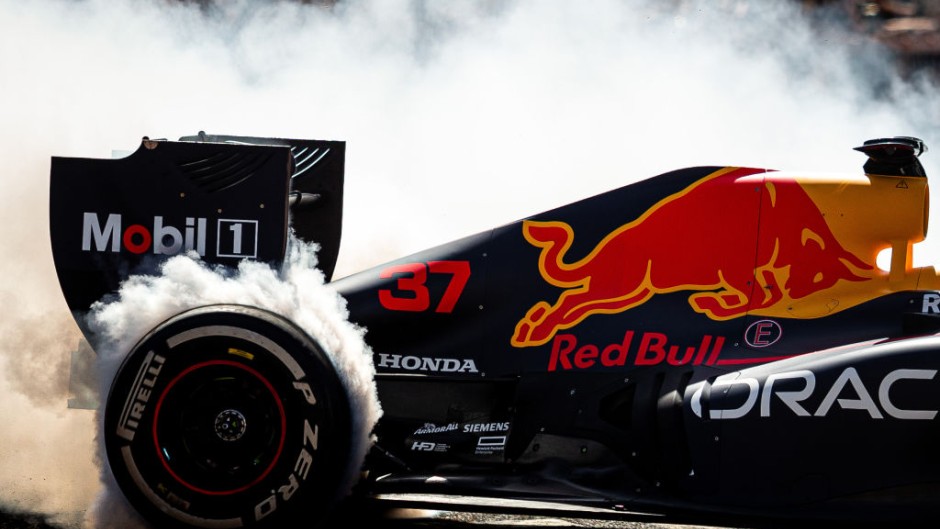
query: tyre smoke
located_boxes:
[0,0,937,528]
[84,238,381,529]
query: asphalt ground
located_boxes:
[0,506,719,529]
[0,498,921,529]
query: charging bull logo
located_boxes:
[512,167,876,347]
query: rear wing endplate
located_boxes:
[50,133,345,314]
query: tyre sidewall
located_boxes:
[104,305,352,529]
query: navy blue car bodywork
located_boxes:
[50,134,940,527]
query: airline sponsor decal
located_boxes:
[512,167,877,348]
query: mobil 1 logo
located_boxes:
[82,213,261,261]
[217,219,259,259]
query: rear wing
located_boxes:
[50,133,345,313]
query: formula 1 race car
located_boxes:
[50,133,940,528]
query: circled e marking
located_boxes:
[744,319,782,348]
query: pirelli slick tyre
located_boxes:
[104,305,353,529]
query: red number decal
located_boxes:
[378,263,430,312]
[378,260,471,313]
[428,261,471,313]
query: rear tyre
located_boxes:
[104,304,353,528]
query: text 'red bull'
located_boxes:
[549,331,725,371]
[514,167,874,347]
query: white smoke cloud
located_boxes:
[0,0,937,527]
[85,238,380,528]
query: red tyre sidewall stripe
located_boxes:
[151,359,288,497]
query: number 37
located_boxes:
[378,260,471,313]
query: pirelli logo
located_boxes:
[116,351,166,441]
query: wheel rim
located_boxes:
[152,359,287,496]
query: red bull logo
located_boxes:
[548,330,725,372]
[513,167,877,348]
